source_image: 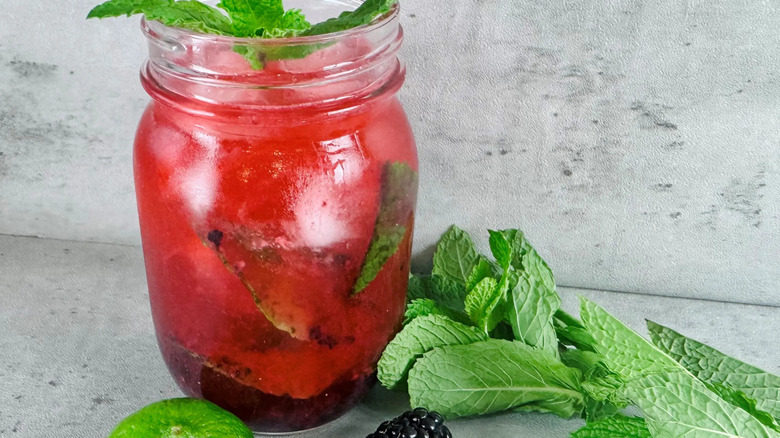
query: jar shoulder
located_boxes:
[135,97,417,166]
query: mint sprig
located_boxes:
[88,0,233,35]
[217,0,285,36]
[626,371,777,437]
[648,320,780,420]
[88,0,398,68]
[581,298,780,436]
[88,0,170,18]
[378,225,780,437]
[303,0,396,36]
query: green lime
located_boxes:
[109,398,254,438]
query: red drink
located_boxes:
[133,7,416,433]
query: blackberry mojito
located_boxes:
[129,2,417,432]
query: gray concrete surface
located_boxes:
[1,234,779,437]
[0,2,778,303]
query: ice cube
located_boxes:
[293,174,352,248]
[174,132,221,220]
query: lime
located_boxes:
[109,398,254,438]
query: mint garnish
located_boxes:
[217,0,286,36]
[407,339,585,418]
[379,225,780,437]
[648,320,780,421]
[352,161,418,294]
[303,0,396,36]
[554,308,598,352]
[625,371,778,437]
[88,0,398,68]
[403,299,470,326]
[463,275,504,333]
[487,229,512,270]
[464,256,496,291]
[704,381,780,432]
[88,0,233,35]
[579,297,681,380]
[431,225,481,285]
[377,314,487,390]
[571,415,651,438]
[582,298,780,436]
[506,270,560,356]
[407,274,467,313]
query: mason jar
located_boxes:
[132,2,417,432]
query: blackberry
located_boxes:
[366,407,452,438]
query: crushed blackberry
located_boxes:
[207,229,224,248]
[367,408,452,438]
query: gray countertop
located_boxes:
[1,234,778,437]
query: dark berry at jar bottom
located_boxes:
[367,408,452,438]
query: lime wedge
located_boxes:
[109,398,253,438]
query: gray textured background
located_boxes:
[1,0,779,305]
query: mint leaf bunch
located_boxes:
[379,225,584,418]
[88,0,397,68]
[378,225,780,438]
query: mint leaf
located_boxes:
[506,271,560,356]
[705,382,780,432]
[432,225,481,285]
[520,245,556,295]
[648,320,780,420]
[498,228,556,293]
[273,9,310,36]
[499,229,532,262]
[303,0,396,36]
[625,371,780,438]
[555,311,597,352]
[404,298,470,326]
[582,300,780,437]
[571,415,652,438]
[579,297,680,380]
[463,276,504,333]
[353,162,418,294]
[407,274,467,313]
[465,256,497,291]
[87,0,171,18]
[217,0,284,36]
[146,1,232,34]
[488,230,512,270]
[407,339,584,418]
[89,0,396,69]
[232,45,265,70]
[88,0,233,35]
[377,314,487,390]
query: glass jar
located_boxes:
[133,2,417,433]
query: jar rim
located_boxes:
[141,3,400,47]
